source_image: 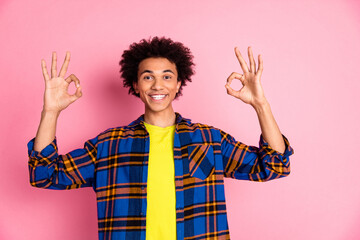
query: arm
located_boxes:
[28,52,92,189]
[254,101,285,153]
[220,129,293,181]
[225,46,285,153]
[28,136,98,189]
[34,52,82,151]
[34,111,58,152]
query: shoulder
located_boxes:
[179,118,222,133]
[178,119,225,144]
[180,118,237,145]
[96,124,143,143]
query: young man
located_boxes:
[28,37,294,240]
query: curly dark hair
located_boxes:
[119,36,195,99]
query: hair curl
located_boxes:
[119,36,195,99]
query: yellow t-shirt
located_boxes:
[144,122,177,240]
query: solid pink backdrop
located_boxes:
[1,0,360,239]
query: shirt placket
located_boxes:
[174,127,185,240]
[140,127,150,240]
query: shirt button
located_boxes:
[140,212,143,216]
[141,186,145,190]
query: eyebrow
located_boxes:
[140,69,175,75]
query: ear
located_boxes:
[133,82,139,94]
[176,80,181,93]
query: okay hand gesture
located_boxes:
[41,52,82,113]
[225,47,267,108]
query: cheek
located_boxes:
[170,84,180,95]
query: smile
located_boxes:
[149,94,167,100]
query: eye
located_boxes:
[144,75,153,80]
[164,75,172,80]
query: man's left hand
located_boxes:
[225,46,268,108]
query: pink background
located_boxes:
[1,0,360,239]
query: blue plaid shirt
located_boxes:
[28,113,294,240]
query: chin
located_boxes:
[146,105,170,113]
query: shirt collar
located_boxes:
[128,112,191,128]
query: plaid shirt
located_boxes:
[28,113,294,240]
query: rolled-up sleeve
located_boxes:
[220,131,294,182]
[27,137,98,190]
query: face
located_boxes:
[134,57,181,115]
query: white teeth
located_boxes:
[151,94,166,100]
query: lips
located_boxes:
[149,94,167,100]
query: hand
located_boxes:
[41,52,82,113]
[225,46,267,108]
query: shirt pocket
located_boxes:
[187,144,215,180]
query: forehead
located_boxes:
[138,57,177,73]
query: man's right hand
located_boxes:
[41,51,82,114]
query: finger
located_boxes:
[257,54,263,79]
[70,86,82,103]
[226,72,244,86]
[234,47,249,73]
[225,84,238,98]
[41,59,50,81]
[59,51,71,78]
[248,46,256,73]
[51,52,57,78]
[65,74,80,87]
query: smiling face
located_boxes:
[134,57,181,116]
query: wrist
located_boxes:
[252,100,270,114]
[41,109,60,119]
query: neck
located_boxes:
[143,108,176,128]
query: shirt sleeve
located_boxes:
[220,131,294,181]
[27,136,98,190]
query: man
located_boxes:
[28,37,294,240]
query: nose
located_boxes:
[151,77,164,90]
